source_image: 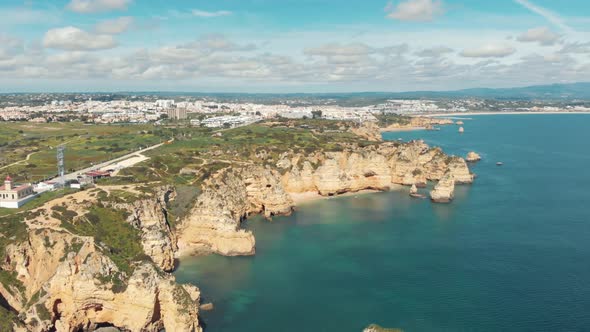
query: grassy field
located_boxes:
[1,119,377,186]
[0,122,169,183]
[108,120,375,187]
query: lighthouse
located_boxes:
[4,175,12,191]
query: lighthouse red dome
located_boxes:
[5,175,11,182]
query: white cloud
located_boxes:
[67,0,131,13]
[517,27,561,46]
[195,34,257,52]
[460,44,516,58]
[514,0,574,35]
[415,46,453,57]
[94,17,134,35]
[559,42,590,54]
[3,29,589,91]
[305,43,374,57]
[386,0,444,22]
[192,9,233,18]
[43,27,117,51]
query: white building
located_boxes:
[34,181,62,193]
[0,176,37,209]
[155,100,175,109]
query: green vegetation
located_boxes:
[35,303,51,321]
[111,120,374,187]
[61,206,144,274]
[0,213,28,291]
[167,185,201,226]
[0,189,78,218]
[374,113,412,127]
[0,122,170,183]
[0,306,19,332]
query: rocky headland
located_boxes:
[176,140,475,256]
[0,188,202,331]
[379,117,454,132]
[0,119,476,331]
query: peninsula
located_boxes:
[0,115,474,331]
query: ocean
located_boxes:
[175,114,590,331]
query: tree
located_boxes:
[311,110,323,119]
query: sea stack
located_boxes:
[430,172,455,203]
[410,184,418,195]
[458,126,465,133]
[466,151,482,162]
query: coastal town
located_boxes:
[1,94,589,125]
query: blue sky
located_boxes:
[0,0,589,92]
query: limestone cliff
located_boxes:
[430,171,455,203]
[380,117,454,132]
[0,226,201,331]
[281,140,474,194]
[114,187,177,272]
[176,140,475,257]
[176,166,293,256]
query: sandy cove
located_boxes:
[379,126,427,133]
[289,185,405,206]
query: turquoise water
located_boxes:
[175,114,590,331]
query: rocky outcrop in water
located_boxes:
[430,171,455,203]
[363,324,403,332]
[0,227,201,331]
[466,151,482,162]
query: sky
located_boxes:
[0,0,589,92]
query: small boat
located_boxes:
[458,127,465,133]
[397,138,403,141]
[496,162,504,166]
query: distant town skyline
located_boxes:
[1,0,589,92]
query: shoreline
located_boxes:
[379,126,426,133]
[290,185,406,206]
[175,186,408,258]
[422,111,590,117]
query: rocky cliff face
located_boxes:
[0,227,201,332]
[281,141,473,194]
[115,187,177,272]
[176,166,293,256]
[430,171,455,203]
[176,140,475,257]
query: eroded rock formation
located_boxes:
[466,151,482,162]
[115,187,177,272]
[0,227,201,332]
[176,166,293,256]
[430,171,455,203]
[177,140,475,256]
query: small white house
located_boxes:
[34,181,62,193]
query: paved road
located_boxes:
[61,141,168,181]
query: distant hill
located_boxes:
[398,82,590,100]
[127,82,590,102]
